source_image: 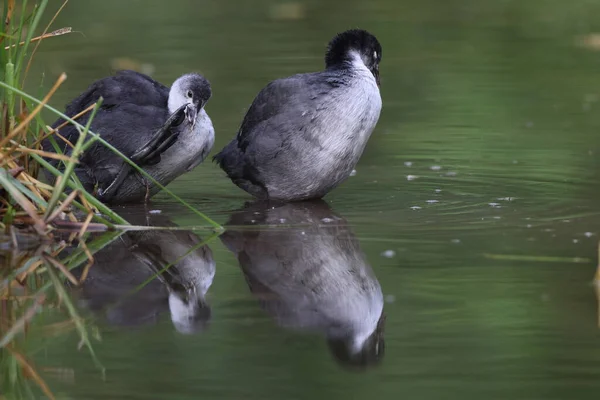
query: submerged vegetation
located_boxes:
[0,1,221,398]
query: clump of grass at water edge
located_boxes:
[0,1,221,398]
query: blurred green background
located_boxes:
[21,0,600,398]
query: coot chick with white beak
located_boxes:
[69,208,215,334]
[214,29,382,201]
[43,70,214,204]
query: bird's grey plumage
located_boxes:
[43,70,214,203]
[214,29,382,201]
[70,209,215,334]
[220,200,385,367]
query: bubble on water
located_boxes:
[301,231,306,235]
[451,239,461,244]
[406,175,418,181]
[149,209,162,215]
[544,228,555,232]
[410,206,422,210]
[385,295,396,303]
[562,220,571,223]
[279,218,286,223]
[250,220,256,223]
[404,161,413,167]
[349,169,357,176]
[493,216,502,220]
[573,239,579,244]
[541,293,550,302]
[321,217,334,223]
[585,232,594,238]
[269,2,306,20]
[435,188,442,193]
[497,197,516,202]
[381,250,396,258]
[426,199,439,204]
[430,165,442,171]
[512,160,519,164]
[488,203,501,208]
[254,211,261,215]
[526,224,532,228]
[445,171,457,177]
[583,94,598,112]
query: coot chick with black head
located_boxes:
[214,29,382,201]
[43,70,214,204]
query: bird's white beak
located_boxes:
[184,104,197,127]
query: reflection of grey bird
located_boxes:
[71,209,215,334]
[43,70,214,204]
[221,200,385,368]
[214,29,383,201]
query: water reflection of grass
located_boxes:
[1,231,122,399]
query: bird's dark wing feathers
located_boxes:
[236,72,346,152]
[83,104,169,157]
[77,103,169,188]
[43,70,171,164]
[212,71,346,190]
[63,70,169,117]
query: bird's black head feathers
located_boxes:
[177,73,212,106]
[325,29,382,70]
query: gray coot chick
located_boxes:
[70,208,215,334]
[43,70,214,204]
[214,29,382,201]
[220,200,385,368]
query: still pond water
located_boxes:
[13,0,600,398]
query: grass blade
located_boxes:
[29,151,126,226]
[0,294,46,348]
[0,168,46,235]
[22,0,70,84]
[14,0,47,76]
[45,188,78,223]
[46,262,105,374]
[0,72,66,148]
[44,95,102,219]
[6,346,56,400]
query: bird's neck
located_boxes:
[327,51,368,74]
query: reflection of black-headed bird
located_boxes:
[214,29,382,201]
[43,70,214,203]
[72,209,214,334]
[221,200,385,368]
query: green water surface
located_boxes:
[10,0,600,398]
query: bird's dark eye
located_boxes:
[186,90,193,98]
